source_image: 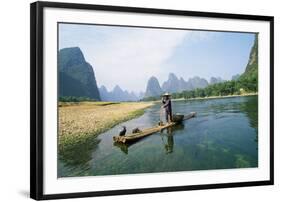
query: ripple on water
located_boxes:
[59,96,258,177]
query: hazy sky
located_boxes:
[59,23,255,93]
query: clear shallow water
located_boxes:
[58,95,258,177]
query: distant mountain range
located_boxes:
[210,76,225,84]
[144,73,227,98]
[231,74,240,81]
[58,47,242,102]
[145,76,163,97]
[99,85,143,102]
[58,47,142,102]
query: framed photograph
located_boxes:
[30,1,274,200]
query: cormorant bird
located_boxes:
[119,126,126,136]
[132,127,141,133]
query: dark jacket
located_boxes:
[162,98,172,113]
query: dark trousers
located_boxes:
[165,109,172,122]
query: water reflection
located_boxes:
[161,123,184,154]
[59,96,258,177]
[58,136,101,177]
[238,96,258,145]
[114,123,184,154]
[113,142,129,154]
[162,131,174,154]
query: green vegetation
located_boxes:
[172,77,257,100]
[58,101,119,107]
[239,34,258,90]
[143,34,258,101]
[59,96,97,102]
[59,47,101,100]
[235,154,251,168]
[141,96,161,101]
[59,102,154,169]
[143,74,257,101]
[59,109,147,168]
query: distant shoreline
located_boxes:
[171,92,258,102]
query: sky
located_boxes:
[59,23,255,93]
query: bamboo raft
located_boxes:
[113,112,196,144]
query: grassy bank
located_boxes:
[183,92,258,101]
[59,101,154,164]
[151,92,258,103]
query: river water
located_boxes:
[58,95,258,177]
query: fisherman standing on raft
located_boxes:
[161,92,172,124]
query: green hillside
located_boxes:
[143,34,258,101]
[239,34,258,91]
[59,47,101,101]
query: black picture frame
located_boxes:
[30,1,274,200]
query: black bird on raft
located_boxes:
[119,126,126,136]
[132,127,141,133]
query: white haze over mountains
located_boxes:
[59,24,215,94]
[59,23,254,97]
